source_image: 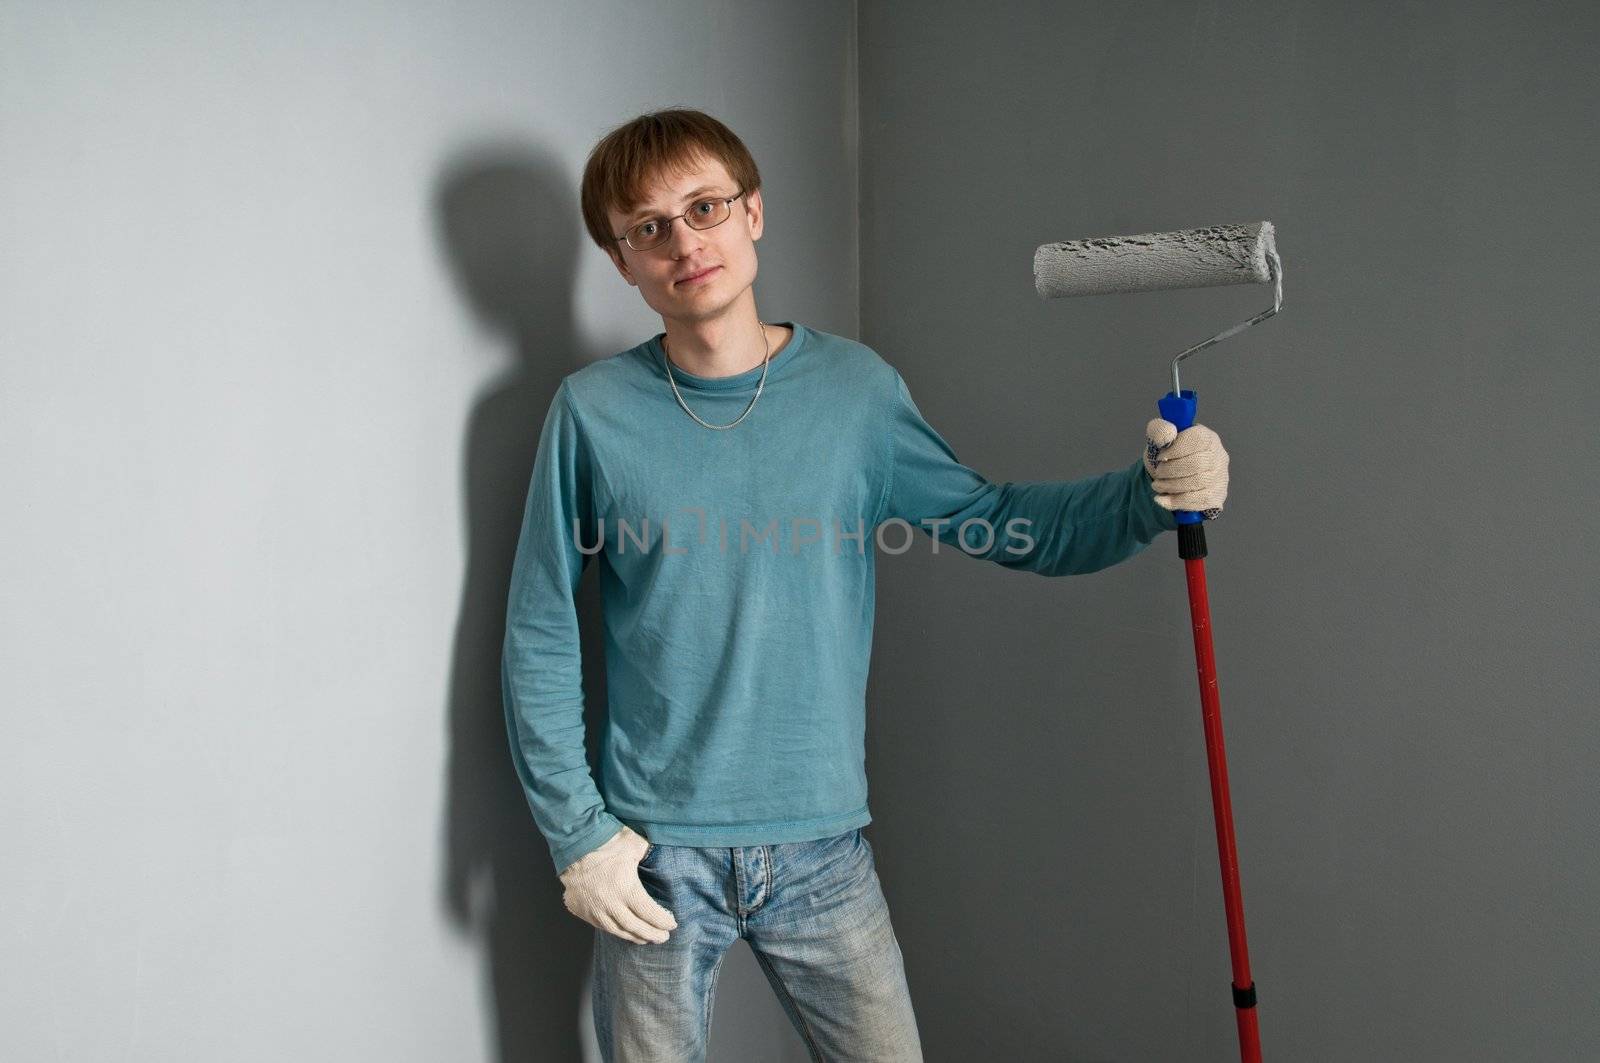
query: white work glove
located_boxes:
[558,825,679,945]
[1144,419,1229,519]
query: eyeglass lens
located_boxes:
[627,198,732,250]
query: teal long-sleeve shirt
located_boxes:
[502,322,1178,874]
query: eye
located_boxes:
[693,199,716,215]
[637,220,659,236]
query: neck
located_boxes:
[661,301,772,379]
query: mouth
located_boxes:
[674,266,720,287]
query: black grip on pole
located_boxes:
[1178,522,1208,560]
[1232,982,1257,1009]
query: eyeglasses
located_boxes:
[613,191,746,251]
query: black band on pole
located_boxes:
[1232,982,1257,1009]
[1178,523,1208,560]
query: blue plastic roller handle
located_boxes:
[1156,389,1203,526]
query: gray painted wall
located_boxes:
[0,2,851,1060]
[858,2,1598,1061]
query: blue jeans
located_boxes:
[591,826,924,1062]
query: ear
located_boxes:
[606,245,638,287]
[745,188,764,242]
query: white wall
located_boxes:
[0,2,855,1060]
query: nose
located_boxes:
[666,216,706,258]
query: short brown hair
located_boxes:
[579,108,762,254]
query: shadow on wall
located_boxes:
[431,143,604,1062]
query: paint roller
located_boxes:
[1034,221,1283,1063]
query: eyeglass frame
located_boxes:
[611,190,747,252]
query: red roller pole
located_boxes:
[1181,544,1261,1063]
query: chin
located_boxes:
[669,286,742,316]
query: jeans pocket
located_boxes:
[639,842,658,867]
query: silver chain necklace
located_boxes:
[661,320,772,430]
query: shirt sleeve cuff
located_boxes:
[1135,458,1181,533]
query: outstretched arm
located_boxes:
[875,368,1179,576]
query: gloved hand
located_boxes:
[1144,419,1229,519]
[558,825,679,945]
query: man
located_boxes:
[502,108,1228,1062]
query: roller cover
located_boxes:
[1034,221,1276,298]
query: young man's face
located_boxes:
[604,154,764,327]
